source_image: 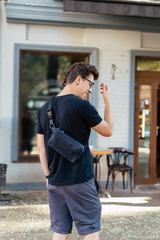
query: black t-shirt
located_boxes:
[37,94,102,185]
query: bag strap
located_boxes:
[47,99,55,131]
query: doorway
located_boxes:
[157,81,160,178]
[134,57,160,184]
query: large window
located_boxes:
[19,50,89,160]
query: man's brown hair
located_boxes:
[66,62,99,84]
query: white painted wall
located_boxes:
[0,2,44,184]
[1,1,160,185]
[0,1,2,137]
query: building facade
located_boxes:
[0,0,160,189]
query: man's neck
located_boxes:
[57,84,77,97]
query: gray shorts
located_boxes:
[47,178,101,236]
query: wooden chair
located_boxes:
[105,148,134,194]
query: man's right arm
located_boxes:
[92,83,113,137]
[37,134,50,177]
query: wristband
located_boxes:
[45,175,50,179]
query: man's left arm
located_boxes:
[37,134,50,178]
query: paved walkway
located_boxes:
[0,185,160,240]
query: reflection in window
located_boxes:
[19,51,89,159]
[137,60,160,72]
[138,85,151,178]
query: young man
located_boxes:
[37,62,113,240]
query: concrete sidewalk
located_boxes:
[0,185,160,240]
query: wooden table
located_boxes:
[90,148,113,184]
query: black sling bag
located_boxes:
[47,99,87,163]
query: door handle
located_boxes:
[157,126,160,136]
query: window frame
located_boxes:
[12,43,98,162]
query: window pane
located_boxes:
[137,60,160,72]
[20,52,88,158]
[138,85,151,178]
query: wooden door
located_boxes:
[157,81,160,180]
[134,71,159,184]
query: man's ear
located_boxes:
[75,75,81,85]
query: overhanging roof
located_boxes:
[72,0,160,4]
[4,0,160,33]
[63,0,160,18]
